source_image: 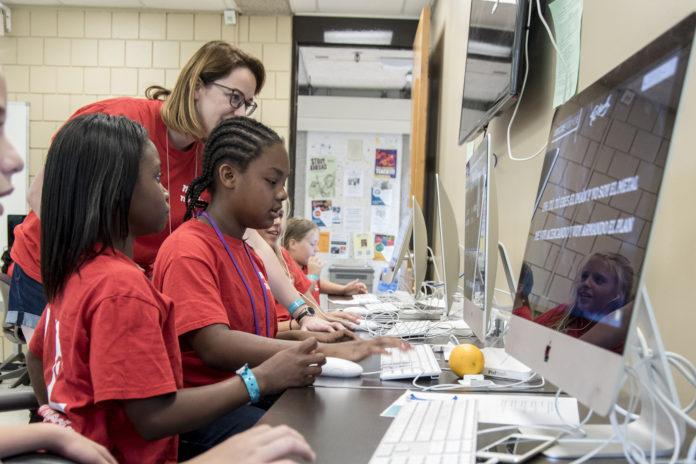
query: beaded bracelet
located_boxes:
[287,297,306,316]
[307,274,319,281]
[238,363,260,404]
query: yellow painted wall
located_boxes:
[431,0,696,412]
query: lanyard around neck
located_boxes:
[198,211,271,338]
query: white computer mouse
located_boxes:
[320,357,363,377]
[343,306,369,316]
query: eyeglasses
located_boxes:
[211,82,258,116]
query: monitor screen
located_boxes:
[382,197,428,297]
[435,174,461,316]
[507,14,696,415]
[463,134,498,341]
[458,0,528,144]
[382,210,412,285]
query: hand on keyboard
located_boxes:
[326,308,363,326]
[321,337,412,362]
[301,328,359,343]
[342,278,368,295]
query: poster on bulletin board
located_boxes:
[305,132,402,262]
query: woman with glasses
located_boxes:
[9,40,337,346]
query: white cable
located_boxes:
[686,434,696,462]
[506,0,548,162]
[536,0,567,69]
[666,351,696,413]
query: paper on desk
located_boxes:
[549,0,582,107]
[381,390,579,426]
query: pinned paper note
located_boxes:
[317,231,330,253]
[353,233,373,259]
[549,0,582,107]
[311,200,332,228]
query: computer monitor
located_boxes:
[382,196,428,297]
[463,133,498,341]
[506,14,695,456]
[435,174,461,316]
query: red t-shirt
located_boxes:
[153,219,277,388]
[273,248,313,322]
[29,248,182,464]
[11,98,204,280]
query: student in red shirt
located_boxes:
[153,117,410,457]
[283,217,369,304]
[8,40,334,347]
[26,113,319,464]
[256,204,361,331]
[511,253,634,353]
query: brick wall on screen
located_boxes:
[527,88,674,314]
[0,7,292,183]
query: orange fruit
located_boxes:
[449,344,485,376]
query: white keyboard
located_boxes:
[364,302,400,314]
[380,344,441,380]
[384,320,441,338]
[369,398,478,464]
[353,293,381,304]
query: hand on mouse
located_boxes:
[320,337,411,362]
[253,338,325,394]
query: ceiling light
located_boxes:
[324,30,393,46]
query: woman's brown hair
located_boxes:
[145,41,265,141]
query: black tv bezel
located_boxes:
[458,0,530,145]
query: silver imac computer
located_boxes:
[382,196,428,297]
[506,14,696,457]
[435,174,461,316]
[463,133,498,341]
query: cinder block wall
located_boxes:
[0,7,292,185]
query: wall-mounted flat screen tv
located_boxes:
[458,0,529,145]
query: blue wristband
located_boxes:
[307,274,319,281]
[287,297,305,316]
[238,363,260,403]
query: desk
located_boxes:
[258,352,565,464]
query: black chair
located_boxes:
[0,273,30,387]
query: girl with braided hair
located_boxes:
[153,117,409,458]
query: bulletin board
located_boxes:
[304,131,403,264]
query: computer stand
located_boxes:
[537,285,685,459]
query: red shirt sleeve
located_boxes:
[89,295,179,402]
